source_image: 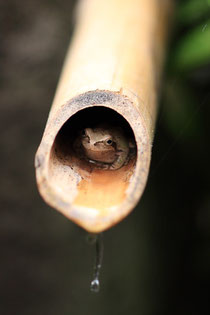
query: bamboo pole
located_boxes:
[35,0,173,233]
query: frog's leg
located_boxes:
[110,150,128,170]
[89,159,110,170]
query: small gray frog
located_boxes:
[74,125,135,170]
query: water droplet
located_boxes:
[90,278,100,292]
[202,24,207,32]
[89,233,103,293]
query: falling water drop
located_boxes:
[88,233,103,293]
[90,278,100,292]
[202,24,207,32]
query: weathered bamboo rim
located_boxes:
[35,90,151,232]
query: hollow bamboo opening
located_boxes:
[36,90,151,232]
[50,106,136,225]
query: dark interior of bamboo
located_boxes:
[49,107,137,210]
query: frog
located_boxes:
[74,125,135,170]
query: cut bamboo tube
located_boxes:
[35,0,173,233]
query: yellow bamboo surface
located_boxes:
[35,0,173,232]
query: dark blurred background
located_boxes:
[1,0,210,314]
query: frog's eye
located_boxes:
[106,139,113,145]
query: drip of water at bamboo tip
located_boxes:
[89,233,103,293]
[35,0,174,232]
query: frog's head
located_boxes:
[81,127,114,151]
